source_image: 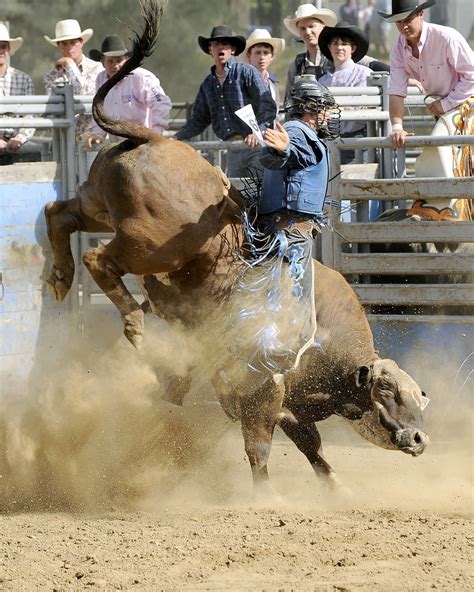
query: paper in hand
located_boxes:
[234,104,266,147]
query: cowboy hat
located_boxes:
[89,35,130,62]
[0,23,23,55]
[44,19,93,46]
[198,25,246,56]
[283,3,337,37]
[378,0,435,22]
[318,21,369,63]
[243,28,285,61]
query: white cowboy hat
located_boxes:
[44,19,93,47]
[283,3,337,37]
[243,28,285,61]
[0,23,23,55]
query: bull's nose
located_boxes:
[394,428,429,456]
[408,430,429,456]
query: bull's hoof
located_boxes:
[122,309,145,349]
[321,473,353,500]
[252,480,284,505]
[47,266,74,301]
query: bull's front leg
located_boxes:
[45,196,110,301]
[239,376,285,493]
[279,419,336,482]
[82,241,145,348]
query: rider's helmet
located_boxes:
[284,75,340,139]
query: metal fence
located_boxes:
[1,80,472,323]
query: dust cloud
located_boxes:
[0,312,472,517]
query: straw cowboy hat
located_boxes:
[44,19,93,46]
[0,23,23,55]
[89,35,130,62]
[198,25,246,56]
[283,3,337,38]
[318,21,369,63]
[378,0,435,22]
[244,28,285,60]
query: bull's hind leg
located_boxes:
[45,195,110,301]
[239,376,286,493]
[279,419,340,489]
[82,241,145,348]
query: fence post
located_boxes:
[53,84,76,200]
[53,84,80,329]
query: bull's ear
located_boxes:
[355,365,372,387]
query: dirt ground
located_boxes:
[0,324,472,591]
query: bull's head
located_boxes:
[349,359,429,456]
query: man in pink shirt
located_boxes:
[84,35,171,149]
[379,0,474,148]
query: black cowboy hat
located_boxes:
[89,34,131,62]
[378,0,435,22]
[318,21,369,63]
[198,25,246,56]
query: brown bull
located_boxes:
[137,241,429,492]
[45,0,429,494]
[45,0,242,348]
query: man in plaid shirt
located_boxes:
[175,25,276,179]
[0,24,41,165]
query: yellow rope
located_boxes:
[450,98,473,220]
[452,98,473,178]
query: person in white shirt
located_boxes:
[243,29,285,117]
[319,22,372,164]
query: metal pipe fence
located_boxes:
[3,81,470,322]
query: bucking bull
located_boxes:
[45,0,429,493]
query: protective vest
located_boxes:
[259,120,329,216]
[294,52,331,80]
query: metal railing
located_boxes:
[2,81,472,320]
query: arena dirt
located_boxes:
[0,318,472,591]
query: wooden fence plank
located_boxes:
[340,253,473,274]
[334,221,474,243]
[339,177,472,200]
[353,284,473,305]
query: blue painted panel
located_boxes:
[370,319,473,404]
[0,182,62,226]
[0,178,73,389]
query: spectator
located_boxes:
[175,25,276,179]
[44,19,103,139]
[83,35,171,149]
[381,0,474,151]
[0,24,42,165]
[340,0,361,27]
[283,3,388,102]
[319,22,372,164]
[243,28,285,116]
[283,3,337,102]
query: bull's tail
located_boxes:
[92,0,166,146]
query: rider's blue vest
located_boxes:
[259,119,329,217]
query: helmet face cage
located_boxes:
[284,76,341,140]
